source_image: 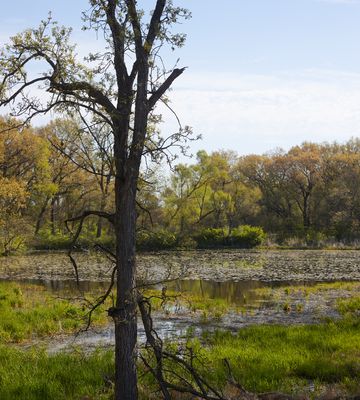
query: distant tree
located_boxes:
[286,143,323,230]
[0,177,29,255]
[0,117,52,242]
[47,118,115,238]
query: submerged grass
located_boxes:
[337,296,360,315]
[144,288,239,320]
[0,282,109,343]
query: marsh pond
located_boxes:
[0,249,359,352]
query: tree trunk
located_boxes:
[113,177,138,400]
[50,197,57,235]
[34,196,50,235]
[303,193,311,229]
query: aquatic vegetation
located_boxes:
[254,281,360,298]
[144,288,234,319]
[337,296,360,315]
[282,302,291,312]
[0,279,359,398]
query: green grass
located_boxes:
[0,282,109,343]
[0,346,114,400]
[337,296,360,315]
[196,317,360,394]
[0,318,359,399]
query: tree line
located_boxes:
[1,116,359,254]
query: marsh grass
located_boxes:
[0,316,359,398]
[0,346,114,400]
[0,282,109,343]
[0,281,359,398]
[337,296,360,315]
[196,317,360,394]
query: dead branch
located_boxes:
[138,291,227,400]
[82,264,117,332]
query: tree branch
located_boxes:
[105,0,129,87]
[145,0,166,54]
[125,0,143,57]
[66,210,115,225]
[148,67,185,109]
[50,80,117,117]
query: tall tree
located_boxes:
[0,1,191,398]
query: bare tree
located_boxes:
[0,1,192,399]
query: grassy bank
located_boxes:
[0,282,108,343]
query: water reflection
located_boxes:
[5,277,324,306]
[15,278,271,306]
[158,279,266,306]
[11,278,110,293]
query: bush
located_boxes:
[32,232,73,251]
[136,229,177,251]
[229,225,266,248]
[192,228,227,248]
[32,229,116,251]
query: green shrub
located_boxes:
[192,228,227,248]
[229,225,266,248]
[32,231,115,251]
[136,229,177,251]
[32,232,72,250]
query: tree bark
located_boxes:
[113,186,138,399]
[303,192,311,229]
[112,104,139,399]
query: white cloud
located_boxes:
[317,0,360,4]
[158,69,360,156]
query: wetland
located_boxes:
[0,249,359,399]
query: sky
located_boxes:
[2,0,360,156]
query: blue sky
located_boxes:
[2,0,360,155]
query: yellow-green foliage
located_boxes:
[0,282,109,343]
